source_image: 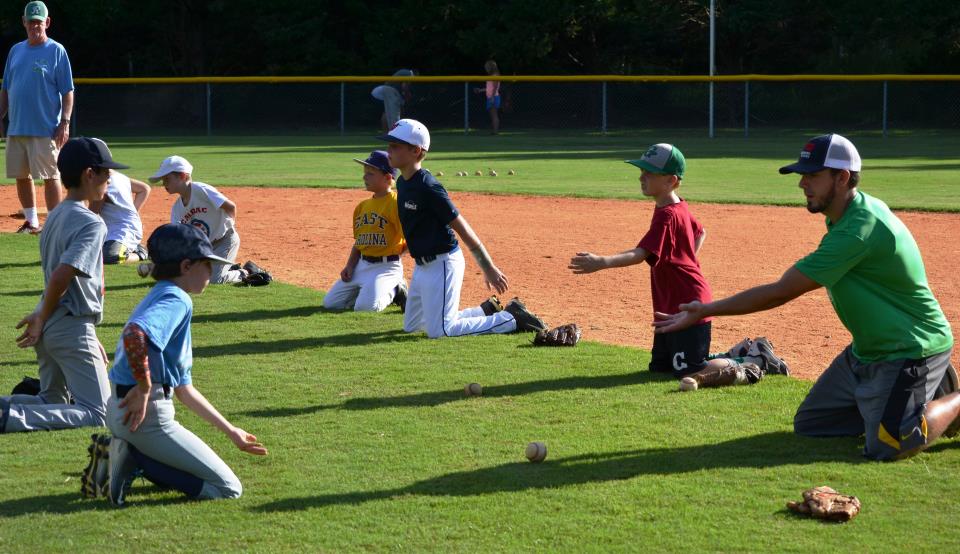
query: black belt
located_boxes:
[361,254,400,264]
[415,246,459,266]
[116,383,171,399]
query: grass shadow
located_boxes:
[192,305,324,324]
[240,371,671,418]
[0,487,193,517]
[0,260,40,269]
[192,329,415,357]
[252,431,864,512]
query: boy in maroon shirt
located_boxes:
[570,144,787,382]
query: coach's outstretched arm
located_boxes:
[653,265,820,333]
[450,215,508,294]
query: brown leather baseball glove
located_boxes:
[787,486,861,522]
[532,323,581,347]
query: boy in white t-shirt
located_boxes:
[90,170,150,264]
[144,156,270,285]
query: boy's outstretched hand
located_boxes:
[652,301,705,333]
[229,427,268,456]
[569,252,605,274]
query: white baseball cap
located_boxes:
[377,119,431,151]
[149,155,194,183]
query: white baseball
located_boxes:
[437,171,444,177]
[508,169,516,175]
[475,170,483,176]
[679,377,698,392]
[464,382,483,396]
[525,441,547,462]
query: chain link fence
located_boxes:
[70,77,960,136]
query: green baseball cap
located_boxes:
[24,1,47,21]
[626,143,686,179]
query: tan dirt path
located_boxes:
[4,186,957,381]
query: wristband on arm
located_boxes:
[122,324,151,386]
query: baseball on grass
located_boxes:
[508,169,516,175]
[436,171,444,177]
[475,170,483,176]
[525,441,547,463]
[679,377,698,392]
[137,263,153,278]
[464,382,483,396]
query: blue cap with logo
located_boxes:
[147,224,233,266]
[353,150,398,178]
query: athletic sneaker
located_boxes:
[16,221,41,235]
[392,281,408,313]
[108,436,140,506]
[504,297,548,333]
[725,337,753,358]
[746,337,790,376]
[81,434,110,499]
[480,295,504,316]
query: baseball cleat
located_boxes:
[392,281,408,313]
[81,433,110,499]
[108,436,140,507]
[504,297,548,333]
[725,337,753,358]
[16,221,41,235]
[480,295,504,316]
[746,337,790,376]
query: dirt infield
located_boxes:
[4,185,958,381]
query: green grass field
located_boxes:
[84,129,960,210]
[1,132,959,552]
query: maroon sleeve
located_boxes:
[691,213,704,238]
[637,208,671,265]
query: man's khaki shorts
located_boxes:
[5,136,60,180]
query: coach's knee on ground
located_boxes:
[199,477,243,500]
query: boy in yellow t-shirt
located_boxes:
[323,150,407,312]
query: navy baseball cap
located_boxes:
[353,150,398,178]
[779,134,862,174]
[147,224,233,266]
[57,137,129,176]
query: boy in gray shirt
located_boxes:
[2,137,129,433]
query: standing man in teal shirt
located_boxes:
[654,134,957,460]
[0,1,74,234]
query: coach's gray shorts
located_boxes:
[794,344,952,460]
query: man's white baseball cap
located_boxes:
[149,155,194,183]
[377,119,430,151]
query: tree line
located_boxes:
[2,0,958,77]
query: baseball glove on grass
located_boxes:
[787,486,861,522]
[239,260,273,287]
[533,323,581,347]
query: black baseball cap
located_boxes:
[147,224,233,265]
[57,137,130,176]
